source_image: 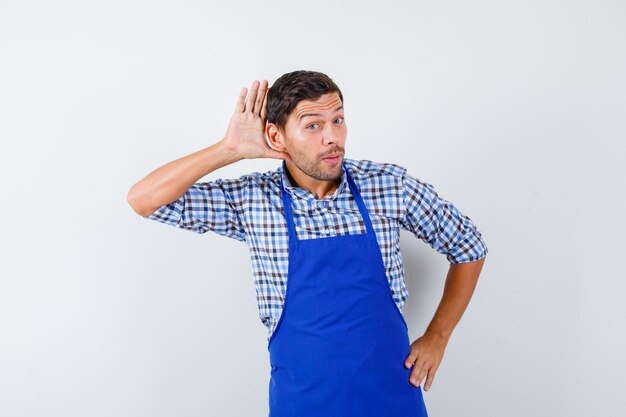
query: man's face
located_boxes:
[275,92,347,181]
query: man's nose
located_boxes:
[323,124,341,145]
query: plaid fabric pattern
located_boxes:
[144,157,488,342]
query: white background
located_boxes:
[1,0,624,416]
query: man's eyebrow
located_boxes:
[298,105,344,120]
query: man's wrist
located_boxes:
[215,138,243,164]
[424,327,452,342]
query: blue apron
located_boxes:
[267,161,429,417]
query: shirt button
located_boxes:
[324,228,330,235]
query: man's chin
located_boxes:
[325,163,343,181]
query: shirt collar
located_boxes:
[278,160,348,201]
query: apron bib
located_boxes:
[268,161,428,417]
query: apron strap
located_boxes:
[280,161,375,242]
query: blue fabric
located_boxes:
[268,161,429,417]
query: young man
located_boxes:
[127,70,487,417]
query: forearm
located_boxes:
[424,256,486,341]
[127,139,241,217]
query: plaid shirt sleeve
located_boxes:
[399,171,488,264]
[142,176,249,242]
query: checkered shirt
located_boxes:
[143,157,488,342]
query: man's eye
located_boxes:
[335,117,344,123]
[307,124,319,129]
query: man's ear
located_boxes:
[265,122,287,152]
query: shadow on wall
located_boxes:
[399,231,449,337]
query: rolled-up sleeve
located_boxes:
[399,171,488,264]
[143,175,249,242]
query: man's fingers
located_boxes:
[253,79,268,115]
[416,364,428,386]
[405,336,445,390]
[235,87,247,113]
[424,368,437,391]
[260,87,269,121]
[412,358,436,388]
[245,80,260,112]
[409,360,425,387]
[405,351,417,369]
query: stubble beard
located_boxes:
[290,149,343,182]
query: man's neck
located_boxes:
[284,161,342,200]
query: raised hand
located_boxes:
[222,79,292,162]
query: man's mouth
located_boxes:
[322,153,342,162]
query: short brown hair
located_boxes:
[266,70,344,132]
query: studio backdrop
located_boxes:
[0,0,624,416]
